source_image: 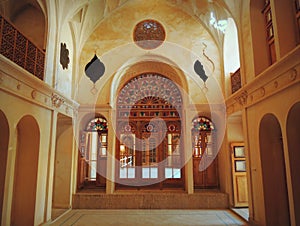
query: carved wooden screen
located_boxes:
[116,73,184,188]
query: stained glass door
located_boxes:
[116,73,184,189]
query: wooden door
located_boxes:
[192,130,219,188]
[231,143,248,207]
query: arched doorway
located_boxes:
[287,102,300,225]
[0,110,9,223]
[11,115,40,226]
[116,73,183,189]
[192,116,219,189]
[78,115,108,189]
[52,114,73,219]
[259,114,290,226]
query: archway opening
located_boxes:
[116,73,184,189]
[259,114,290,226]
[9,0,47,50]
[287,102,300,225]
[77,115,108,190]
[223,18,240,96]
[52,114,73,220]
[0,110,9,223]
[192,116,219,189]
[11,115,40,226]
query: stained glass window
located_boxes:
[192,116,214,131]
[116,74,184,187]
[117,73,182,108]
[192,117,214,157]
[86,117,108,132]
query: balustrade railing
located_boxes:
[230,68,241,94]
[0,15,45,80]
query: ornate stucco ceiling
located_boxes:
[68,0,237,53]
[0,0,245,105]
[75,0,234,105]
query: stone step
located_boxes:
[72,191,229,209]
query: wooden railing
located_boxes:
[0,15,45,80]
[230,68,241,94]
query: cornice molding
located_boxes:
[226,46,300,114]
[0,55,79,117]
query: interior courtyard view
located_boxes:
[0,0,299,225]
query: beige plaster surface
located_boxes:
[78,0,222,106]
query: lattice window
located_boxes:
[192,117,214,157]
[133,19,166,49]
[192,116,214,132]
[116,74,184,186]
[117,73,182,107]
[86,117,108,132]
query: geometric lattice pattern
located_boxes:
[0,15,45,80]
[133,19,166,49]
[117,73,182,107]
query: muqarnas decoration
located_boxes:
[85,53,105,94]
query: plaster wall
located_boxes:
[246,82,300,226]
[55,23,74,98]
[0,90,52,225]
[78,0,222,106]
[12,4,46,50]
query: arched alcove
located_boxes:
[223,18,240,97]
[52,114,73,219]
[0,110,9,223]
[10,0,46,50]
[259,114,290,226]
[11,115,40,226]
[287,102,300,225]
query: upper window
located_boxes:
[133,19,166,49]
[86,117,108,132]
[192,116,214,132]
[192,116,214,157]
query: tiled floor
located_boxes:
[47,209,248,226]
[52,208,69,221]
